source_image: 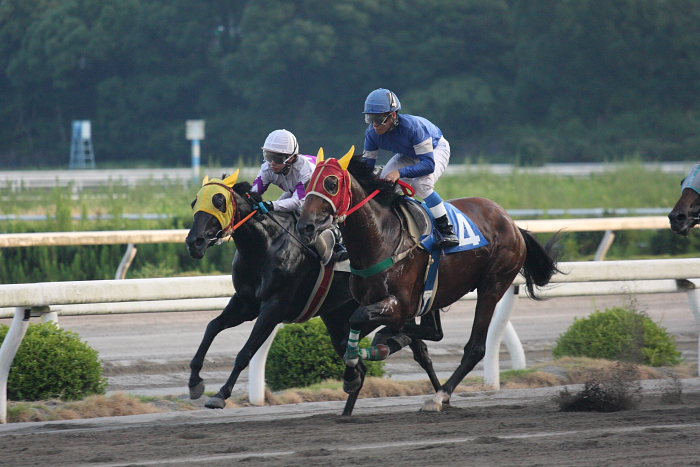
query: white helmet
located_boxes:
[261,129,299,156]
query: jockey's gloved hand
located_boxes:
[257,201,274,213]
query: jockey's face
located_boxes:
[265,152,296,174]
[369,112,396,135]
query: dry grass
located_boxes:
[8,393,165,423]
[6,358,692,423]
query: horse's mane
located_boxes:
[347,157,404,207]
[232,181,263,203]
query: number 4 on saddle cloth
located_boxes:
[399,197,490,318]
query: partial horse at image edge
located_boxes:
[669,163,700,235]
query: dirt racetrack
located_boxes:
[1,379,699,466]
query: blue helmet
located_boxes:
[363,88,401,114]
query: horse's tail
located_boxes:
[518,228,561,300]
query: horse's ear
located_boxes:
[223,169,240,187]
[338,145,355,170]
[317,147,324,162]
[202,175,209,186]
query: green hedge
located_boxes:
[0,322,107,401]
[266,318,385,391]
[552,307,682,367]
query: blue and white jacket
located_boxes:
[363,114,444,179]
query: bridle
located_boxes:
[200,182,320,259]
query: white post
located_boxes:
[186,120,205,183]
[191,139,201,182]
[248,325,280,406]
[115,243,138,280]
[0,308,30,424]
[483,286,522,389]
[686,287,700,377]
[41,311,59,326]
[594,230,616,261]
[503,321,526,370]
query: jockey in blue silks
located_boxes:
[361,88,459,248]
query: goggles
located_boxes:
[263,150,295,165]
[364,112,392,125]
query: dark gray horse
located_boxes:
[185,174,441,415]
[669,163,700,235]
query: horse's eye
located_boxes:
[212,193,227,213]
[324,176,339,196]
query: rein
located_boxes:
[339,189,380,222]
[339,181,413,221]
[259,208,322,260]
[343,178,420,278]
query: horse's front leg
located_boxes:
[344,295,405,366]
[205,303,281,409]
[189,294,256,399]
[422,289,501,412]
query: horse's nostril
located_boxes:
[304,224,315,234]
[195,238,205,247]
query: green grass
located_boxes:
[0,162,695,283]
[436,163,681,212]
[0,163,682,219]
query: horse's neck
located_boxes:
[343,182,403,266]
[231,194,268,251]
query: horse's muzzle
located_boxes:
[296,221,317,245]
[668,211,692,236]
[186,235,208,259]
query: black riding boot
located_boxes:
[434,215,459,248]
[331,225,349,262]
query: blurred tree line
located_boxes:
[1,0,699,168]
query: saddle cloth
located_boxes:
[398,198,490,316]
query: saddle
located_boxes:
[394,197,490,317]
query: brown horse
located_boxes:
[669,163,700,235]
[296,148,559,411]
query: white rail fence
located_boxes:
[1,259,699,424]
[0,216,683,280]
[1,217,698,423]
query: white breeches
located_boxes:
[380,137,450,199]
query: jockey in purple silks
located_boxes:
[252,129,347,262]
[252,129,316,213]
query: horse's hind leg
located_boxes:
[189,294,255,399]
[409,339,441,392]
[405,310,444,342]
[422,291,502,412]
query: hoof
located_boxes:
[343,348,359,367]
[421,391,449,412]
[345,358,359,367]
[421,399,443,412]
[343,374,362,394]
[189,381,205,400]
[205,396,226,409]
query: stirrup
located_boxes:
[438,234,459,248]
